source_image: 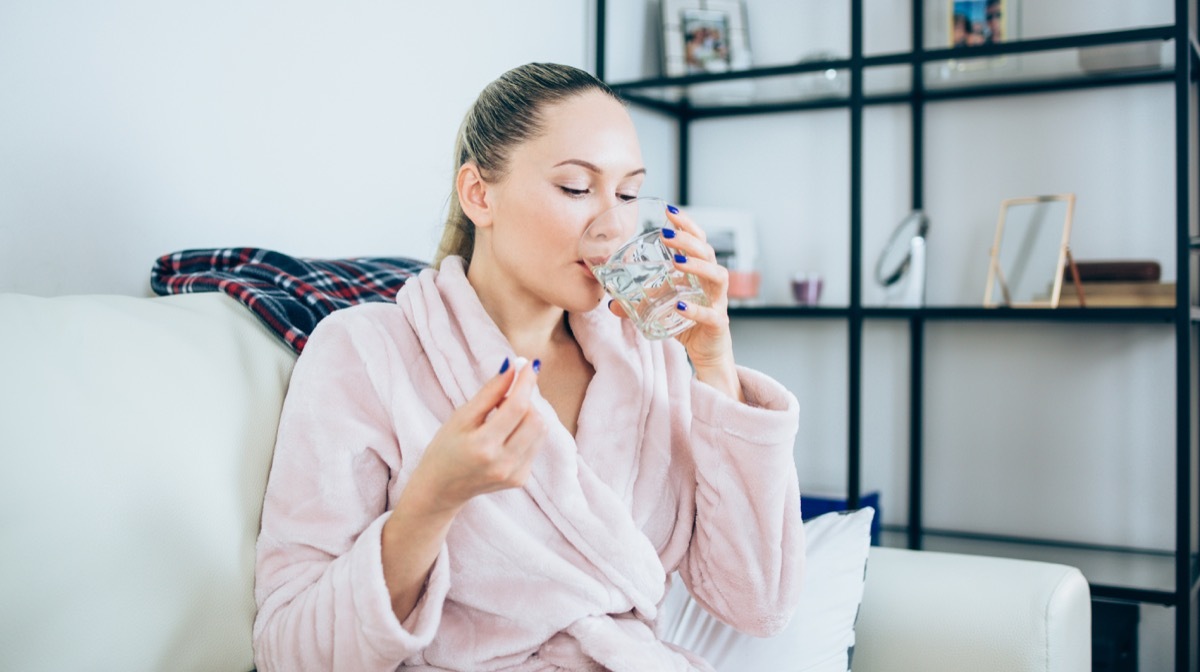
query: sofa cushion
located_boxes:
[659,507,874,671]
[0,293,296,672]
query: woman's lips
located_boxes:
[577,260,599,283]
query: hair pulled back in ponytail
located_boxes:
[434,63,622,268]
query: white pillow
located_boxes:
[659,507,875,672]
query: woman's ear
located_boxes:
[457,163,493,229]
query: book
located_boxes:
[1062,260,1161,283]
[1057,281,1175,307]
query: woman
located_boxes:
[253,62,804,671]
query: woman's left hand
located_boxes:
[608,205,744,401]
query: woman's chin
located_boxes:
[562,288,608,314]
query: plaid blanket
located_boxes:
[151,247,427,354]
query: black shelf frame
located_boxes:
[596,1,1196,668]
[607,26,1180,118]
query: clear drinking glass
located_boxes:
[578,197,710,340]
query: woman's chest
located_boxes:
[533,345,595,437]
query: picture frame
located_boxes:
[927,0,1020,80]
[661,0,751,78]
[948,0,1012,48]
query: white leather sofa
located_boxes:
[0,292,1092,671]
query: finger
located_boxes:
[461,357,520,424]
[607,298,629,319]
[515,410,550,483]
[672,255,729,295]
[483,410,546,490]
[500,416,544,488]
[504,409,547,458]
[665,205,707,243]
[660,227,715,262]
[675,298,729,331]
[482,359,540,438]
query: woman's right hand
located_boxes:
[381,359,544,622]
[404,358,546,517]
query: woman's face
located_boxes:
[480,90,645,313]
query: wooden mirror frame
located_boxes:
[983,193,1085,308]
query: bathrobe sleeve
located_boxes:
[677,364,805,638]
[253,312,450,672]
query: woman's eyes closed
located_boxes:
[558,186,639,201]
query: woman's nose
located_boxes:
[586,201,617,229]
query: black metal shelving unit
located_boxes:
[596,1,1197,669]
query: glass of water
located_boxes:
[578,197,710,340]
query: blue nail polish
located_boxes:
[674,253,687,263]
[677,301,688,311]
[661,227,676,239]
[499,357,510,374]
[667,204,680,214]
[532,359,541,373]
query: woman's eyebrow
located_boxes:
[554,158,646,178]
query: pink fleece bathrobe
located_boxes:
[253,257,804,671]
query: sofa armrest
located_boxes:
[0,293,295,672]
[852,547,1091,672]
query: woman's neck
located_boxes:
[465,254,569,359]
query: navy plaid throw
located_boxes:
[151,247,427,354]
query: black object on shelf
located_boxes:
[595,1,1196,669]
[1092,600,1139,672]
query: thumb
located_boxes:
[460,357,518,424]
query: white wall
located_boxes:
[0,0,590,296]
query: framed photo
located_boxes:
[662,0,751,78]
[949,0,1011,47]
[927,0,1020,81]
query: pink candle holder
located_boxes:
[727,270,761,301]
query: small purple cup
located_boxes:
[791,274,823,306]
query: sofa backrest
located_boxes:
[0,293,296,672]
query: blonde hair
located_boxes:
[434,63,622,268]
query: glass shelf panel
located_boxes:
[726,306,1179,322]
[865,306,1177,323]
[728,305,850,318]
[616,70,852,113]
[614,42,1175,118]
[923,40,1174,94]
[880,528,1185,597]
